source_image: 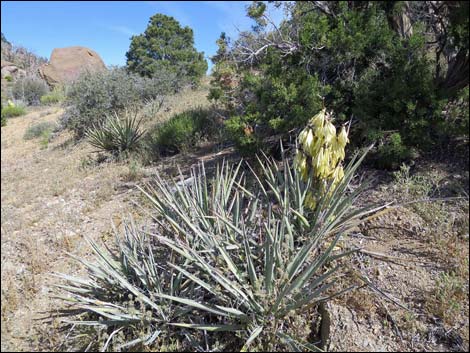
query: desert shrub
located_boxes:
[85,109,145,156]
[4,75,12,82]
[145,107,217,156]
[39,130,52,149]
[366,132,414,170]
[40,86,65,105]
[23,121,56,140]
[436,86,469,145]
[223,114,260,155]
[220,60,326,155]
[62,67,175,139]
[426,271,466,325]
[1,104,26,118]
[56,144,382,351]
[122,158,145,182]
[12,75,49,105]
[138,98,165,122]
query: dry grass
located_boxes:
[139,77,212,129]
[321,159,469,351]
[391,162,469,330]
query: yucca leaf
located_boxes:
[156,293,233,317]
[277,332,323,352]
[169,323,244,331]
[243,325,264,349]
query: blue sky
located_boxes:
[1,1,284,73]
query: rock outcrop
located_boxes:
[38,46,106,86]
[1,60,26,79]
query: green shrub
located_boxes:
[4,75,12,82]
[23,121,56,140]
[228,67,325,152]
[40,86,65,105]
[210,2,469,161]
[56,146,381,351]
[1,104,26,118]
[223,114,260,155]
[39,129,52,149]
[436,86,469,144]
[12,75,49,106]
[85,109,145,156]
[61,67,175,139]
[369,132,415,170]
[145,107,216,156]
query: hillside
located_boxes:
[1,82,468,351]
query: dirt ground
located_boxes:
[327,164,469,352]
[1,98,469,351]
[0,85,216,351]
[1,106,143,351]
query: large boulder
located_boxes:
[38,46,106,86]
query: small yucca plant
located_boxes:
[55,145,384,351]
[85,109,145,156]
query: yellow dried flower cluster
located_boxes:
[294,108,349,209]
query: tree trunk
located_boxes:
[439,49,469,97]
[389,1,414,39]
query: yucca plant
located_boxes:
[52,219,184,351]
[85,109,145,156]
[55,145,385,351]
